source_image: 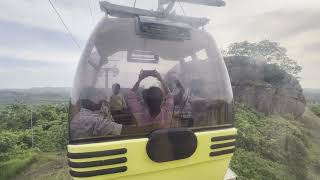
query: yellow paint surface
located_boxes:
[68,128,237,180]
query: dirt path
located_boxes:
[13,152,71,180]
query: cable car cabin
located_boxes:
[68,1,236,180]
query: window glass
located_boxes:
[69,18,233,141]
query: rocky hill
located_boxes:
[225,56,306,117]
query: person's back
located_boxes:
[71,100,122,139]
[127,70,174,127]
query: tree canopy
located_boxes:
[224,40,302,76]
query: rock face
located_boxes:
[225,56,306,117]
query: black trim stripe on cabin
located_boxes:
[210,148,235,157]
[210,141,236,149]
[211,135,237,142]
[70,166,127,177]
[69,124,234,145]
[68,148,127,159]
[68,157,127,168]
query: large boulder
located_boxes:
[225,56,306,118]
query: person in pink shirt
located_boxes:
[127,70,174,128]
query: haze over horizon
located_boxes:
[0,0,319,89]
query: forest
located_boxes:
[231,104,320,180]
[1,102,320,180]
[0,103,69,179]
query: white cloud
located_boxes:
[0,0,96,41]
[0,0,319,88]
[0,46,80,64]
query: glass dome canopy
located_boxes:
[69,16,233,142]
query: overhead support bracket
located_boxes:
[159,0,226,7]
[99,1,210,28]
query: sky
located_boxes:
[0,0,319,89]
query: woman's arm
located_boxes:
[153,70,170,96]
[131,79,141,92]
[131,70,145,92]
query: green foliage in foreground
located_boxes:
[0,103,68,179]
[1,103,320,179]
[13,152,71,180]
[230,105,316,180]
[0,104,68,156]
[0,150,36,180]
[0,130,32,161]
[231,149,294,180]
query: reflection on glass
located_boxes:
[69,17,233,141]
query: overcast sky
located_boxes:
[0,0,319,89]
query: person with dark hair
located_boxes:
[109,83,127,115]
[127,70,174,127]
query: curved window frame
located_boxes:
[69,17,234,143]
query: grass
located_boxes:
[13,152,71,180]
[0,151,36,180]
[0,151,71,180]
[300,108,320,179]
[310,104,320,118]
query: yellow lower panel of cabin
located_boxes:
[68,128,237,180]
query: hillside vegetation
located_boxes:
[1,103,320,179]
[310,105,320,117]
[0,87,69,105]
[231,105,320,180]
[0,103,68,180]
[13,152,71,180]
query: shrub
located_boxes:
[0,131,19,153]
[232,105,310,179]
[230,149,294,180]
[0,103,68,153]
[263,64,286,84]
[310,105,320,118]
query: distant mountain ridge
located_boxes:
[0,87,70,105]
[0,85,319,106]
[304,88,320,104]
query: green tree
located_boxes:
[232,105,309,179]
[0,104,31,131]
[0,103,68,153]
[311,105,320,118]
[225,40,302,76]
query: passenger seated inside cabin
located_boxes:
[127,70,174,128]
[109,83,127,115]
[70,99,122,140]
